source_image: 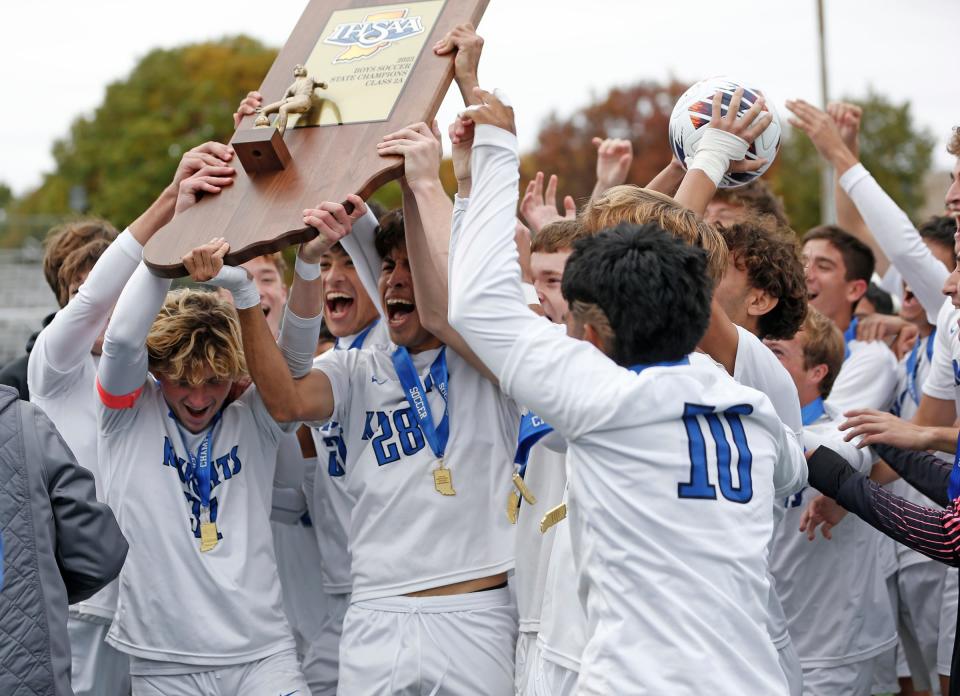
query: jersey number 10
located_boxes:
[678,403,754,504]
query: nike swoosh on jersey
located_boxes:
[371,375,387,385]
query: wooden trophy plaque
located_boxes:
[143,0,488,278]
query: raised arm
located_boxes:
[787,99,946,323]
[674,87,772,217]
[35,142,234,378]
[590,137,633,200]
[184,200,365,424]
[828,102,890,275]
[377,120,499,382]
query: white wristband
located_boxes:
[521,282,540,306]
[686,128,749,187]
[206,265,260,310]
[295,255,321,282]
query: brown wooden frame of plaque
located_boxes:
[143,0,488,278]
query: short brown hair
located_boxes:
[719,217,808,340]
[42,219,117,303]
[712,180,789,227]
[579,185,728,283]
[799,308,845,399]
[948,127,960,157]
[531,219,590,254]
[253,251,287,278]
[57,238,111,307]
[147,289,247,386]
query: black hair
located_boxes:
[918,215,956,251]
[561,222,713,366]
[860,282,894,316]
[374,208,405,259]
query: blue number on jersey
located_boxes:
[678,403,754,503]
[363,407,427,466]
[322,421,347,477]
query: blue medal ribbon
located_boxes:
[801,397,825,427]
[169,410,223,511]
[906,330,935,406]
[391,346,449,459]
[949,430,960,502]
[841,317,859,362]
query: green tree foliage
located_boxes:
[771,90,935,233]
[9,36,276,242]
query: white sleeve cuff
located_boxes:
[453,194,470,211]
[115,228,144,261]
[838,162,870,193]
[474,124,519,152]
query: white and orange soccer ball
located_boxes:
[668,76,782,189]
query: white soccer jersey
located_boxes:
[734,325,802,434]
[922,298,960,414]
[99,379,297,664]
[770,402,897,668]
[827,337,898,414]
[314,343,519,602]
[889,330,943,571]
[505,337,804,694]
[270,432,327,652]
[515,432,567,634]
[537,481,587,675]
[448,123,807,694]
[27,228,142,621]
[308,319,391,594]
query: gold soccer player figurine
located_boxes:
[255,64,341,134]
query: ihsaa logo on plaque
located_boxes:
[324,9,424,63]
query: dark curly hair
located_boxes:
[720,217,808,340]
[562,222,712,366]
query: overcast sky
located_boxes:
[1,0,956,195]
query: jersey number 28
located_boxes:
[677,403,754,504]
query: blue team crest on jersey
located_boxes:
[323,9,424,63]
[162,437,242,542]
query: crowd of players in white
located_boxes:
[24,24,960,696]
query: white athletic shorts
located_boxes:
[514,630,538,695]
[130,647,306,696]
[939,567,958,677]
[337,586,517,696]
[896,561,946,689]
[531,652,577,696]
[302,591,350,696]
[801,657,875,696]
[777,640,803,696]
[67,614,130,696]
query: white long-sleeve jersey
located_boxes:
[27,228,142,620]
[447,124,807,695]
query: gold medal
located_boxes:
[199,521,219,552]
[433,459,456,496]
[512,472,537,505]
[539,503,567,533]
[506,490,520,524]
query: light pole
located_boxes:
[817,0,836,224]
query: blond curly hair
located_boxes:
[147,289,246,386]
[579,185,728,283]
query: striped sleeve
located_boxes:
[836,473,960,566]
